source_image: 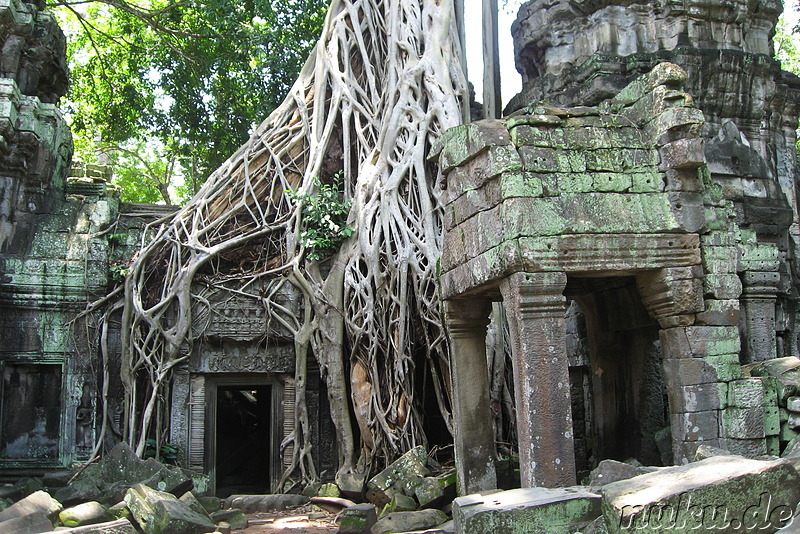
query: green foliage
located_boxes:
[775,14,800,159]
[288,174,354,261]
[52,0,328,204]
[110,263,130,282]
[776,15,800,76]
[144,439,179,465]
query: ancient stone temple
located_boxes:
[436,0,800,491]
[0,0,334,492]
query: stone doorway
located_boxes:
[204,376,283,497]
[566,276,670,477]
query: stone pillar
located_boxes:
[500,271,576,488]
[444,299,497,495]
[169,364,191,467]
[740,271,780,363]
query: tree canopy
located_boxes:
[53,0,328,204]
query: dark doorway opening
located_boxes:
[215,385,271,497]
[566,276,670,475]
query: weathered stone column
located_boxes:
[740,271,779,363]
[500,271,576,488]
[444,299,497,495]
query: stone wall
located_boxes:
[436,58,795,489]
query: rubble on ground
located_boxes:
[2,442,799,534]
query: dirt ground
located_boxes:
[234,505,340,533]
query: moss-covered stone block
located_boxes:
[59,501,113,527]
[704,273,743,300]
[720,407,765,439]
[728,379,769,409]
[497,172,544,198]
[592,172,632,193]
[366,445,429,505]
[509,124,551,147]
[737,243,780,272]
[584,148,657,172]
[609,62,687,107]
[628,172,663,192]
[124,484,216,534]
[338,503,377,534]
[454,487,601,534]
[601,456,800,533]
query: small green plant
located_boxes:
[110,263,130,282]
[287,173,354,260]
[106,233,128,246]
[144,439,179,465]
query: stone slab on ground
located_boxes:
[310,496,356,514]
[0,490,62,522]
[39,518,137,533]
[601,455,800,533]
[371,509,447,534]
[124,484,216,534]
[223,494,308,513]
[0,510,53,534]
[453,487,601,534]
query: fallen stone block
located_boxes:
[367,446,429,505]
[380,493,418,516]
[179,492,208,517]
[68,443,192,506]
[124,484,216,534]
[338,503,378,534]
[222,494,307,513]
[196,496,221,514]
[414,470,456,509]
[39,518,137,533]
[371,509,447,534]
[784,436,800,458]
[0,510,53,534]
[210,509,247,530]
[55,478,101,507]
[396,518,455,533]
[453,487,601,534]
[588,460,660,489]
[59,501,113,527]
[337,473,368,501]
[0,490,62,522]
[601,455,800,533]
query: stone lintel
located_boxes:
[440,233,701,300]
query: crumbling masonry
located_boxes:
[3,0,800,500]
[436,0,800,491]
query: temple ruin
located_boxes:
[2,0,800,509]
[437,0,800,492]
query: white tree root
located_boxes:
[96,0,468,485]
